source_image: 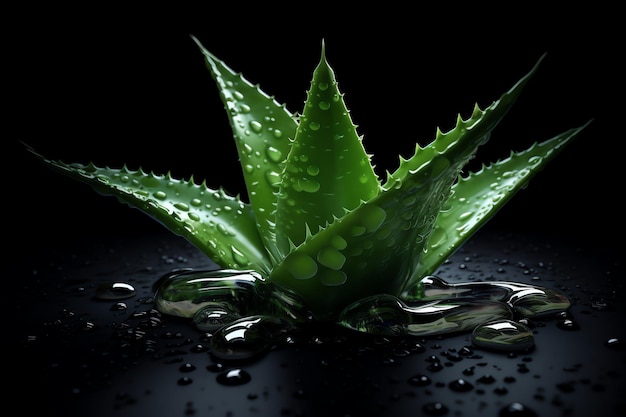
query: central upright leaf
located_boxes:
[275,42,380,255]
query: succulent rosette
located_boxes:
[25,37,589,324]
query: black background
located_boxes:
[7,4,623,251]
[6,6,626,417]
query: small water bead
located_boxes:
[471,319,535,352]
[265,170,282,189]
[216,368,252,386]
[403,340,426,354]
[498,402,537,417]
[249,120,262,133]
[448,378,474,392]
[173,202,190,212]
[605,337,624,350]
[177,377,193,386]
[426,355,440,363]
[318,101,330,110]
[441,351,463,362]
[179,363,196,373]
[556,318,580,331]
[95,282,136,300]
[308,121,320,131]
[153,190,167,200]
[427,362,444,372]
[494,386,509,395]
[206,364,227,376]
[458,346,473,356]
[265,145,282,162]
[476,374,496,384]
[190,344,209,353]
[407,374,431,386]
[297,177,320,193]
[110,302,128,311]
[422,402,449,416]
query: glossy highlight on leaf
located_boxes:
[24,38,591,322]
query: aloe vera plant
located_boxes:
[25,37,589,330]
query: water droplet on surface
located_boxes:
[153,190,167,200]
[472,319,534,352]
[173,202,189,212]
[206,363,225,372]
[605,337,624,350]
[422,402,449,416]
[306,165,320,176]
[297,177,320,193]
[284,254,318,280]
[265,170,282,189]
[476,374,496,384]
[498,402,537,417]
[216,368,251,386]
[110,302,128,311]
[190,344,209,353]
[210,315,295,361]
[448,378,474,392]
[95,282,136,300]
[230,245,249,267]
[177,376,193,386]
[249,120,262,133]
[316,247,346,271]
[407,374,431,386]
[179,363,196,373]
[265,145,282,162]
[427,362,444,372]
[556,318,580,331]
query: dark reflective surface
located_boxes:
[10,228,624,417]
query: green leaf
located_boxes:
[193,36,297,263]
[407,120,592,291]
[274,41,380,256]
[24,144,273,274]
